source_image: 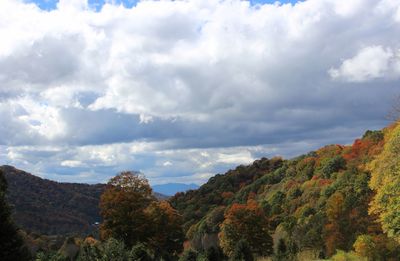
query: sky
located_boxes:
[0,0,399,185]
[26,0,301,11]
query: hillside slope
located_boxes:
[170,126,400,259]
[1,165,105,235]
[1,166,171,236]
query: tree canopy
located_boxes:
[369,123,400,242]
[99,171,184,259]
[0,170,31,261]
[219,199,273,257]
[99,171,155,247]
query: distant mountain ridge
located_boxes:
[152,183,199,196]
[0,166,169,235]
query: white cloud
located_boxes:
[162,161,173,166]
[57,0,88,11]
[0,0,400,184]
[216,151,254,165]
[330,0,364,17]
[329,45,400,82]
[61,160,84,167]
[40,86,83,108]
[9,97,66,140]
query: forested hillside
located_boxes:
[170,124,400,260]
[1,166,168,236]
[1,165,105,235]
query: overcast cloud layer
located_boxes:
[1,0,400,185]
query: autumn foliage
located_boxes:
[171,127,399,259]
[219,199,273,257]
[99,171,155,246]
[99,171,184,258]
[369,123,400,243]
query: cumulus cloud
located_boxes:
[0,0,400,184]
[329,45,400,82]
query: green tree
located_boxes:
[35,251,67,261]
[320,156,346,179]
[100,238,129,261]
[76,242,101,261]
[129,243,152,261]
[0,170,31,261]
[231,240,253,261]
[179,249,198,261]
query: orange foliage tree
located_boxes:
[99,171,155,247]
[145,201,185,257]
[219,199,273,257]
[324,192,346,256]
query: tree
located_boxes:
[145,201,185,258]
[99,171,155,247]
[100,238,129,261]
[35,251,67,261]
[77,242,101,261]
[205,247,224,261]
[324,192,346,256]
[231,240,253,261]
[320,156,346,179]
[0,170,31,261]
[179,249,198,261]
[58,236,80,260]
[330,250,361,261]
[274,239,288,260]
[219,200,273,257]
[353,235,376,260]
[129,243,153,261]
[369,123,400,242]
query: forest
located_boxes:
[2,121,400,261]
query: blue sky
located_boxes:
[1,0,399,185]
[27,0,301,11]
[26,0,138,10]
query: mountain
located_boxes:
[170,127,400,258]
[1,165,105,236]
[0,166,168,236]
[152,183,199,196]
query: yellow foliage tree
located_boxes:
[353,234,376,260]
[369,123,400,242]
